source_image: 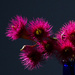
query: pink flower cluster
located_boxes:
[56,21,75,63]
[6,15,75,70]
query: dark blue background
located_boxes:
[1,0,75,75]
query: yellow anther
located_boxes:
[72,34,74,37]
[65,49,68,52]
[36,29,42,35]
[70,58,73,61]
[46,44,50,48]
[29,58,31,60]
[72,54,75,57]
[12,25,14,28]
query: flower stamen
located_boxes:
[35,29,43,36]
[45,43,53,53]
[62,47,73,57]
[12,25,14,28]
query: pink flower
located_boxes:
[6,15,29,40]
[57,40,75,63]
[19,45,43,70]
[56,21,75,45]
[37,37,59,57]
[27,18,53,42]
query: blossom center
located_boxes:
[34,28,44,38]
[45,44,50,49]
[62,47,73,57]
[70,32,75,38]
[45,43,53,53]
[28,51,41,62]
[69,32,75,45]
[35,29,43,35]
[29,53,37,60]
